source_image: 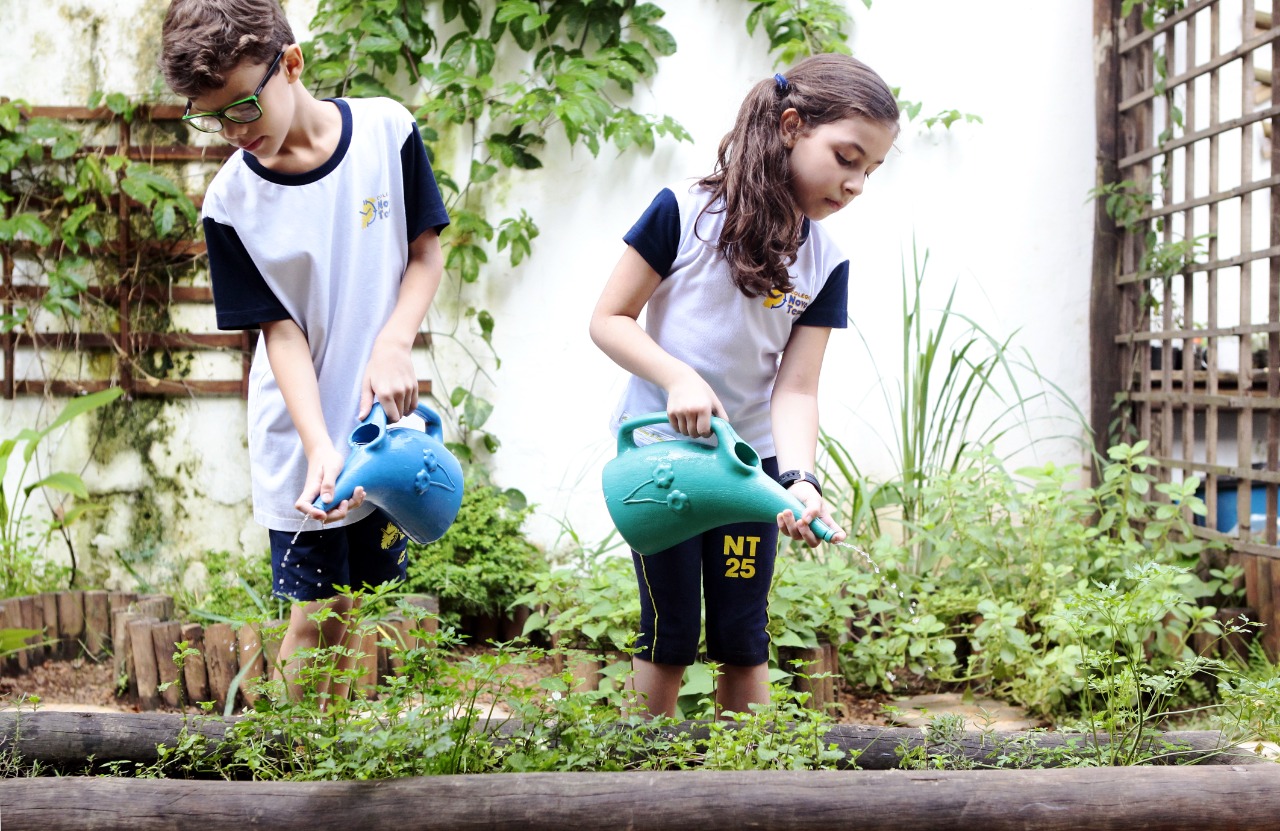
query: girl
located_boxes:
[589,54,899,717]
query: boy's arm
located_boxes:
[588,245,726,438]
[360,228,443,422]
[261,318,365,522]
[771,324,846,545]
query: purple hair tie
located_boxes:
[774,72,790,94]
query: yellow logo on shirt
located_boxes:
[361,193,391,229]
[764,289,812,316]
[381,522,405,549]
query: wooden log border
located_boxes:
[4,766,1280,831]
[0,592,440,712]
[0,710,1267,771]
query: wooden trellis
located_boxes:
[1095,0,1280,646]
[0,105,431,400]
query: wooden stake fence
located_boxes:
[0,591,438,712]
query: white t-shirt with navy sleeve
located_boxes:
[201,97,450,531]
[611,182,849,456]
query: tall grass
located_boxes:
[819,243,1088,565]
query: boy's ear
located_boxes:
[282,43,304,82]
[779,108,803,149]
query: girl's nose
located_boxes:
[844,171,865,197]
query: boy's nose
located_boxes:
[222,121,249,142]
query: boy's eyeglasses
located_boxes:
[182,50,284,133]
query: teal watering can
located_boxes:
[602,412,836,555]
[315,403,464,544]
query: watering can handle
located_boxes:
[349,402,445,449]
[616,412,760,471]
[412,403,445,442]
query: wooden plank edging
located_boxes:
[0,711,1265,771]
[3,766,1280,831]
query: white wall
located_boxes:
[0,0,1097,577]
[482,0,1098,548]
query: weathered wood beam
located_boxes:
[0,712,1265,770]
[5,766,1280,831]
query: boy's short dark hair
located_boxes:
[160,0,296,99]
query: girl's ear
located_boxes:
[778,107,802,149]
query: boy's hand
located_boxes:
[776,481,846,547]
[360,335,418,423]
[295,443,366,523]
[665,370,726,438]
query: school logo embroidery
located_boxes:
[360,193,391,229]
[764,289,812,316]
[381,522,405,550]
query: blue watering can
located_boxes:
[315,402,464,544]
[601,412,836,555]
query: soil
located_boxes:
[0,651,893,724]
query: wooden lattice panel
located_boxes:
[0,105,430,400]
[1097,0,1280,649]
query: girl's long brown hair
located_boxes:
[697,54,899,298]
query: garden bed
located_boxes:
[0,649,894,725]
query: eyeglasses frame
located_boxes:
[182,50,286,133]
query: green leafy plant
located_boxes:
[834,440,1232,721]
[516,527,637,653]
[1053,561,1263,766]
[404,477,544,627]
[767,555,862,651]
[0,387,124,595]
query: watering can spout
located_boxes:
[314,403,464,544]
[601,413,837,555]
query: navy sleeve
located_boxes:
[202,217,290,330]
[622,188,680,277]
[400,125,450,241]
[795,260,849,328]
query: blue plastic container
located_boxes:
[1196,478,1268,532]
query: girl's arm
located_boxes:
[771,324,847,545]
[589,246,726,437]
[361,228,444,422]
[261,318,366,522]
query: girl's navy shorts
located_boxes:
[631,457,780,667]
[268,508,409,602]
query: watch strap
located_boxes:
[778,469,822,497]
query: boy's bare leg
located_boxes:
[277,595,354,704]
[630,657,685,717]
[326,595,364,704]
[715,662,769,717]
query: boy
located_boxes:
[160,0,449,702]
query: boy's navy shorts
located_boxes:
[631,457,780,667]
[268,508,409,602]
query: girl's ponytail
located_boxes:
[697,54,899,298]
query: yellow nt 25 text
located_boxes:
[723,535,760,579]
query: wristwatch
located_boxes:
[778,469,822,496]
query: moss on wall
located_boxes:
[88,398,192,561]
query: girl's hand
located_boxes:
[665,370,726,438]
[295,443,367,523]
[360,335,418,423]
[777,481,847,547]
